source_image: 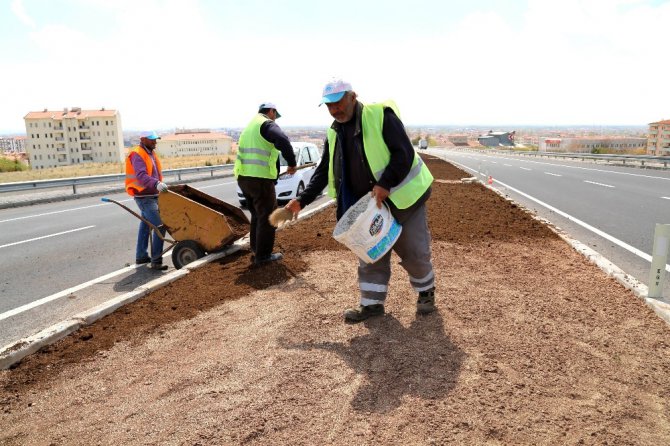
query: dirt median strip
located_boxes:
[1,155,669,445]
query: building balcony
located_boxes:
[56,147,67,152]
[81,147,92,152]
[78,125,90,130]
[55,137,64,141]
[54,125,63,130]
[79,136,91,140]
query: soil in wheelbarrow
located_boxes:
[2,153,670,445]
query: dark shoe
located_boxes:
[148,263,168,271]
[343,304,385,323]
[417,287,436,314]
[135,256,151,265]
[254,252,283,265]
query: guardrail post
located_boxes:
[73,184,77,194]
[648,223,670,299]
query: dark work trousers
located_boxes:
[358,202,434,306]
[237,176,278,259]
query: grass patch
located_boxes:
[0,158,28,174]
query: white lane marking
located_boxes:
[445,149,670,181]
[0,225,95,249]
[0,250,171,322]
[192,180,236,190]
[503,164,512,167]
[584,180,615,188]
[0,202,119,224]
[450,159,670,273]
[0,263,134,322]
[662,197,670,200]
[544,172,562,177]
[519,167,532,171]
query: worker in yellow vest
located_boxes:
[286,79,435,322]
[235,102,297,265]
[125,130,169,271]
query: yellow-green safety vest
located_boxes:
[327,101,433,209]
[234,114,279,179]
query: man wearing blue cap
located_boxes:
[234,102,297,265]
[125,131,169,271]
[286,79,436,322]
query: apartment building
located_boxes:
[538,136,647,153]
[0,136,26,153]
[157,130,232,157]
[24,107,124,169]
[647,120,670,155]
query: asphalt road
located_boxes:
[430,148,670,296]
[0,177,326,315]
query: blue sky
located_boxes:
[1,0,669,133]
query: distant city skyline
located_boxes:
[1,0,669,133]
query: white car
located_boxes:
[237,141,322,207]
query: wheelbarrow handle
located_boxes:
[101,196,173,245]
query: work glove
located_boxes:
[156,181,169,193]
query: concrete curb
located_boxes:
[0,199,335,370]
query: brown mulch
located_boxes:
[1,154,668,445]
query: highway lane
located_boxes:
[432,148,670,295]
[0,177,249,314]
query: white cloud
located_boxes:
[2,0,670,133]
[11,0,36,28]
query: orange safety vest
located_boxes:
[125,146,163,196]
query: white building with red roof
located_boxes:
[23,107,123,169]
[156,130,232,157]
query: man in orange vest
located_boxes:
[125,130,169,271]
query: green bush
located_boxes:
[0,158,27,173]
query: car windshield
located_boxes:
[279,148,300,166]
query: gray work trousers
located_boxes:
[358,202,434,306]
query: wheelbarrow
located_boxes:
[103,185,250,269]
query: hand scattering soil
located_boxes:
[1,154,668,445]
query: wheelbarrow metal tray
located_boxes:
[158,185,249,252]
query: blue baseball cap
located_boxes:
[320,78,352,105]
[140,130,161,140]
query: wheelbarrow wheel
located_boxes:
[172,240,206,269]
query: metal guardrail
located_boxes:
[492,150,670,169]
[0,164,234,194]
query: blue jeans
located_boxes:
[134,196,166,263]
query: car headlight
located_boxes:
[280,173,295,180]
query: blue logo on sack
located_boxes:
[366,219,402,261]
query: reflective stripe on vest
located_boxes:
[234,114,278,179]
[327,101,433,209]
[125,146,163,196]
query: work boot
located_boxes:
[343,304,385,323]
[417,288,436,314]
[148,262,168,271]
[254,252,283,265]
[135,256,151,265]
